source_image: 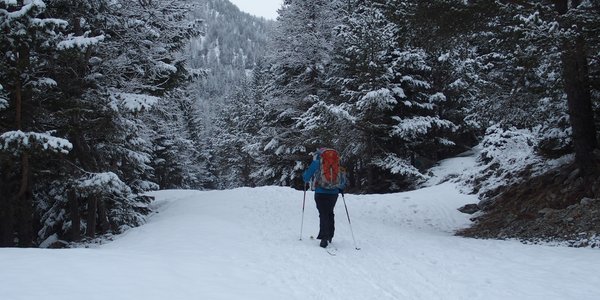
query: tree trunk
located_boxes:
[15,79,22,130]
[365,133,375,193]
[562,37,597,176]
[97,198,110,234]
[347,161,356,192]
[11,39,34,247]
[0,177,14,247]
[14,151,34,247]
[69,189,80,241]
[555,0,598,176]
[86,196,97,238]
[16,186,33,247]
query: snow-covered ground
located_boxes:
[1,155,600,300]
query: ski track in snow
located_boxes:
[1,156,600,299]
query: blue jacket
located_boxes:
[303,157,346,195]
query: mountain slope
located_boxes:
[190,0,272,70]
[1,155,600,300]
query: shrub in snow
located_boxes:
[456,125,573,202]
[478,125,539,168]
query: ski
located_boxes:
[326,245,338,256]
[309,236,337,255]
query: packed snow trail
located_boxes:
[1,157,600,299]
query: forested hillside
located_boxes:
[212,0,599,194]
[186,0,273,189]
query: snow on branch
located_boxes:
[326,102,355,122]
[57,31,105,50]
[25,77,57,88]
[0,84,7,110]
[155,61,178,74]
[1,1,18,6]
[295,107,322,131]
[0,0,66,28]
[373,154,427,179]
[1,0,45,20]
[111,92,160,113]
[78,172,132,197]
[392,49,431,71]
[185,67,208,79]
[31,17,68,29]
[392,87,406,99]
[357,88,397,110]
[519,11,542,25]
[264,138,279,152]
[0,130,72,155]
[436,137,456,146]
[401,75,431,89]
[295,101,356,130]
[428,92,447,103]
[391,116,458,139]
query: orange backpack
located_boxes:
[315,148,343,189]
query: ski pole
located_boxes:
[299,184,307,241]
[341,192,360,250]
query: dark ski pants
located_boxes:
[315,193,338,241]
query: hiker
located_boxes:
[303,148,346,248]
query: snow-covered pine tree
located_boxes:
[57,0,203,240]
[326,1,402,192]
[325,1,460,192]
[410,0,488,148]
[209,78,264,188]
[150,87,213,190]
[0,0,74,246]
[256,0,340,187]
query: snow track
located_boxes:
[2,158,600,299]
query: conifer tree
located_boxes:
[0,0,73,246]
[324,1,460,191]
[257,0,340,186]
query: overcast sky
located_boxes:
[228,0,283,20]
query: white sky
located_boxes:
[228,0,283,20]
